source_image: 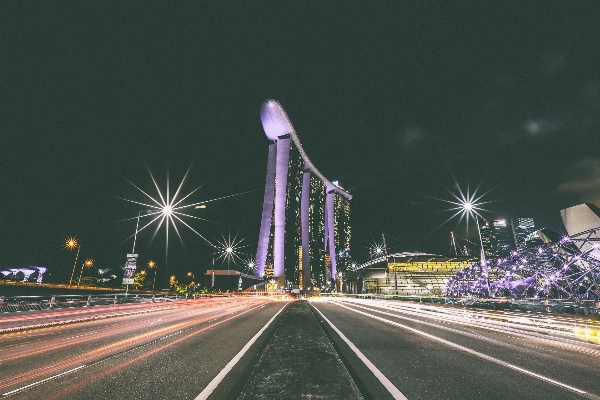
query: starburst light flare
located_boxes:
[213,231,252,269]
[366,238,387,261]
[242,255,257,275]
[64,236,81,288]
[117,164,257,277]
[428,180,496,237]
[64,237,79,250]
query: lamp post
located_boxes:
[132,211,141,255]
[124,211,142,297]
[78,258,94,287]
[65,237,81,289]
[462,198,492,297]
[187,271,195,287]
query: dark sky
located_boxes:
[2,2,599,282]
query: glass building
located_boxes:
[493,219,512,257]
[478,218,495,258]
[511,217,536,252]
[478,218,513,258]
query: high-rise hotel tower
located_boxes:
[256,100,352,289]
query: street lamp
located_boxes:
[458,196,491,297]
[147,260,157,293]
[78,258,94,287]
[247,261,256,274]
[187,271,196,289]
[65,237,81,289]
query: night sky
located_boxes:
[2,2,599,283]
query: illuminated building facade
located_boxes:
[478,218,495,257]
[478,218,513,258]
[348,253,479,296]
[511,217,536,252]
[255,100,352,290]
[0,266,47,283]
[492,219,512,257]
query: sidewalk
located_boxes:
[238,300,363,399]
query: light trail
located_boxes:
[326,299,599,399]
[334,299,600,359]
[0,301,177,333]
[328,298,600,351]
[39,301,270,400]
[195,302,288,400]
[330,299,600,346]
[0,300,226,363]
[0,299,270,394]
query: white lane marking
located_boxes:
[311,303,408,400]
[2,365,86,396]
[195,303,287,400]
[334,301,595,398]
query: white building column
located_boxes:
[255,143,277,278]
[273,137,291,286]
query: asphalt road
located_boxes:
[0,297,291,399]
[1,297,599,399]
[312,298,600,400]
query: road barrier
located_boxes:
[0,292,292,313]
[0,293,178,313]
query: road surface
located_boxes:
[1,297,599,399]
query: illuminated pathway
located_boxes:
[1,297,599,399]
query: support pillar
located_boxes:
[274,137,291,287]
[255,143,277,278]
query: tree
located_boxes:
[132,270,149,290]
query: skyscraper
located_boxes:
[256,100,352,290]
[511,218,536,252]
[478,218,513,258]
[478,218,495,258]
[493,219,512,257]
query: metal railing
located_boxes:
[0,293,184,313]
[0,291,292,313]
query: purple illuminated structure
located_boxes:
[256,100,352,289]
[444,204,600,299]
[1,266,47,284]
